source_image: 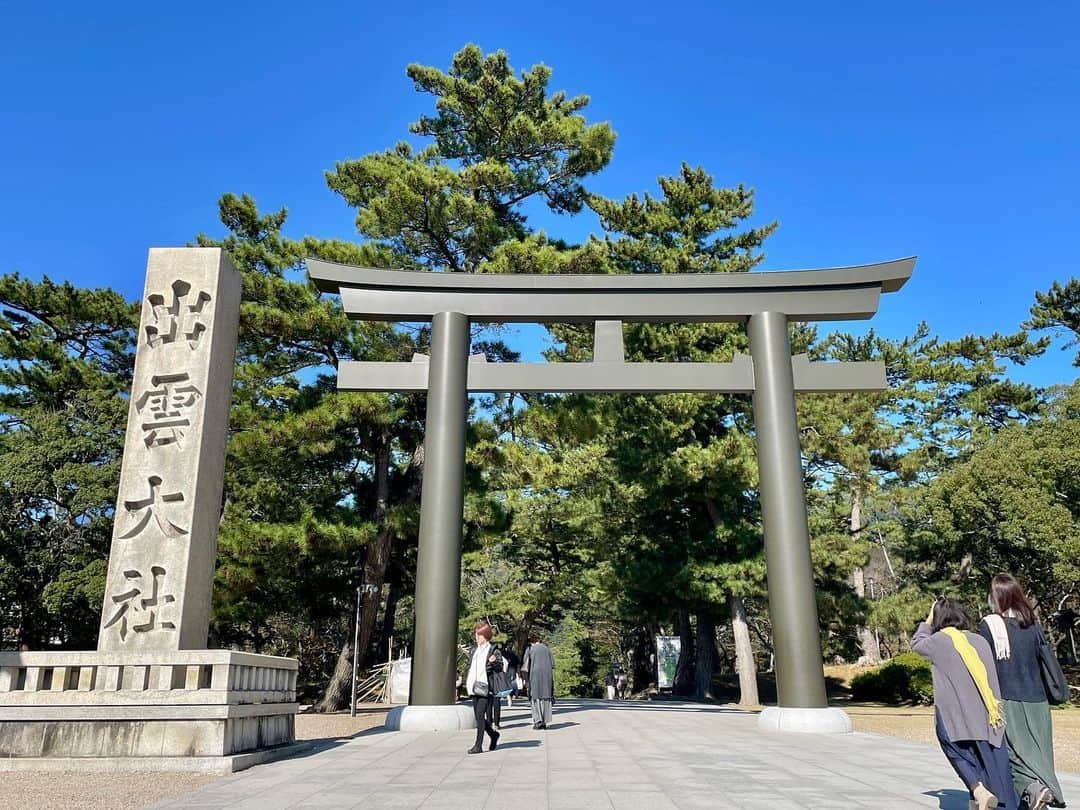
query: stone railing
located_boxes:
[0,650,296,705]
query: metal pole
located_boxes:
[350,585,361,717]
[410,311,469,705]
[748,311,828,709]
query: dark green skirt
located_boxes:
[1001,698,1064,805]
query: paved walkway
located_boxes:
[150,700,1080,809]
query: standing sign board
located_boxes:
[656,635,681,690]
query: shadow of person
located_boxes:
[923,788,973,809]
[544,722,579,730]
[496,740,542,749]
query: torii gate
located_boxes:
[309,257,914,733]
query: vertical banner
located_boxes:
[656,635,681,690]
[98,249,241,652]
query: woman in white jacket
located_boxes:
[464,621,502,754]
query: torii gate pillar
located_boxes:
[411,312,470,706]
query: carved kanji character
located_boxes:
[103,566,176,642]
[118,476,188,539]
[144,280,212,349]
[135,372,203,448]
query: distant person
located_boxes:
[502,646,521,707]
[979,574,1066,810]
[522,632,555,729]
[615,667,628,700]
[463,621,502,754]
[911,598,1018,810]
[604,671,616,700]
[490,644,513,731]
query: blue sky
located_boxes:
[2,2,1077,385]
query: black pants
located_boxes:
[472,695,496,748]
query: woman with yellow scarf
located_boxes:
[912,598,1019,810]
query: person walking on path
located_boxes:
[522,632,555,729]
[912,597,1019,810]
[979,573,1066,810]
[464,621,502,754]
[502,646,521,705]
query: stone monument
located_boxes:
[0,249,300,772]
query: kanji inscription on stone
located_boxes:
[118,475,189,539]
[103,566,177,642]
[145,280,212,349]
[135,372,203,448]
[99,248,242,652]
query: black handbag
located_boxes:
[1036,625,1070,705]
[472,680,491,697]
[490,668,511,695]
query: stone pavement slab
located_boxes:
[148,699,1080,809]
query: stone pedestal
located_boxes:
[757,706,852,734]
[385,703,475,732]
[0,650,300,772]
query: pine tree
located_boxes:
[0,274,137,648]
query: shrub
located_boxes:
[850,652,933,705]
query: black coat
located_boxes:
[463,644,505,693]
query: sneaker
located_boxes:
[467,745,483,755]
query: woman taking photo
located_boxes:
[912,597,1018,810]
[464,621,502,754]
[979,574,1065,810]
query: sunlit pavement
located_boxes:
[149,699,1080,809]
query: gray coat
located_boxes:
[523,642,555,701]
[910,622,1005,745]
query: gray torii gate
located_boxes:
[309,256,914,733]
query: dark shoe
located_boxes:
[533,722,541,729]
[1029,785,1054,810]
[489,731,500,751]
[539,722,547,729]
[467,745,483,754]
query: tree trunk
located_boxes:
[512,609,540,659]
[673,611,695,697]
[693,613,717,700]
[314,430,396,712]
[850,484,882,664]
[313,630,356,713]
[729,595,759,706]
[375,577,401,663]
[629,624,656,693]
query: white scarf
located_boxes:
[982,611,1016,660]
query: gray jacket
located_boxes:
[910,622,1005,746]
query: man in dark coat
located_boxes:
[522,632,555,729]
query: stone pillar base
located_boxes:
[758,706,852,734]
[385,703,476,732]
[0,650,298,771]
